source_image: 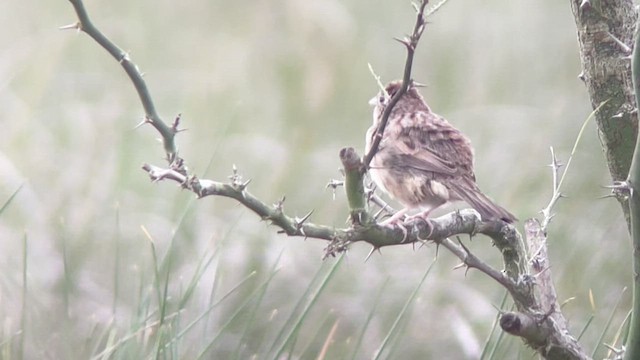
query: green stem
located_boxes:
[339,147,371,225]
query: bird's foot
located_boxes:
[379,209,410,242]
[404,211,435,240]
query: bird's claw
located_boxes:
[379,214,410,243]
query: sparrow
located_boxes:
[365,80,516,224]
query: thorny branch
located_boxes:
[362,0,429,169]
[64,0,178,160]
[65,0,589,358]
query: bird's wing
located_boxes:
[383,111,474,178]
[447,177,517,222]
[391,140,459,176]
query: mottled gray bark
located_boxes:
[570,0,638,227]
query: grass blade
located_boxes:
[349,278,389,360]
[480,290,509,359]
[372,260,435,360]
[591,287,627,359]
[268,255,345,360]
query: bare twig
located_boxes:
[440,237,513,289]
[541,146,563,229]
[540,101,607,230]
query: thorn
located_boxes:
[612,111,625,119]
[118,51,130,64]
[578,71,586,82]
[453,262,466,270]
[326,179,343,200]
[579,0,591,11]
[59,22,80,31]
[326,179,344,189]
[133,120,147,130]
[171,113,182,132]
[294,210,314,229]
[547,160,564,169]
[607,32,632,55]
[364,246,381,262]
[237,179,251,191]
[604,180,630,190]
[229,164,244,187]
[393,36,412,49]
[597,193,618,200]
[273,196,286,212]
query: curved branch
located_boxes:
[65,0,177,159]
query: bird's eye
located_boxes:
[379,95,385,103]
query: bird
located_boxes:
[365,80,516,225]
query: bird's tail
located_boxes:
[449,179,517,223]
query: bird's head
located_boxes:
[369,80,428,123]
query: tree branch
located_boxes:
[65,0,178,159]
[362,0,429,169]
[569,0,638,228]
[518,219,588,359]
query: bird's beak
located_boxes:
[368,96,377,106]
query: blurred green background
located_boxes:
[0,0,631,359]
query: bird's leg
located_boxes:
[379,208,410,242]
[379,208,409,226]
[406,207,435,221]
[407,209,436,241]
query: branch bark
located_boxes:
[623,13,640,360]
[570,2,639,358]
[569,0,638,227]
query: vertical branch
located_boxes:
[340,148,371,225]
[569,0,638,227]
[362,0,429,169]
[623,16,640,360]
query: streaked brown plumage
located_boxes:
[365,80,516,223]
